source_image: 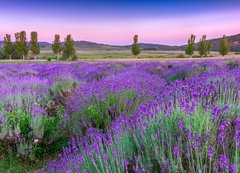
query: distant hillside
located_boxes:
[198,34,240,51]
[0,33,239,51]
[73,41,126,50]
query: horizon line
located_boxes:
[0,32,239,46]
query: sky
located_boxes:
[0,0,240,45]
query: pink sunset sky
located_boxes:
[0,0,240,45]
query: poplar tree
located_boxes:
[198,35,207,57]
[29,31,40,60]
[52,34,62,61]
[14,32,21,59]
[3,34,13,60]
[62,34,75,60]
[206,41,212,57]
[16,31,28,60]
[132,34,141,58]
[219,35,229,56]
[185,34,196,58]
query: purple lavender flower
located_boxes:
[219,121,227,131]
[207,146,213,159]
[219,154,230,171]
[178,119,183,130]
[218,121,228,144]
[230,164,237,173]
[103,153,108,164]
[205,132,211,142]
[173,146,180,157]
[235,118,240,148]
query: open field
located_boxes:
[0,59,239,173]
[41,50,240,59]
[1,50,240,62]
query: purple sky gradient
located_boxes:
[0,0,240,45]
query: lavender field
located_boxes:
[0,60,239,173]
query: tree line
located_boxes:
[0,32,233,60]
[1,31,76,61]
[132,34,231,58]
[185,34,230,58]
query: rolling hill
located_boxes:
[0,33,239,51]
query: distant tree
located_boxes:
[3,34,13,60]
[219,35,229,56]
[62,34,76,61]
[198,35,207,58]
[29,31,40,60]
[14,32,21,59]
[132,34,141,58]
[52,34,62,61]
[0,48,5,59]
[206,40,212,57]
[15,31,28,60]
[185,34,196,58]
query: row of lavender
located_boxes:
[0,60,239,172]
[45,61,239,173]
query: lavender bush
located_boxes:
[0,60,239,172]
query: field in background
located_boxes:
[1,50,240,63]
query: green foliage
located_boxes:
[60,54,68,61]
[14,31,28,60]
[62,34,76,60]
[206,40,212,56]
[198,35,207,57]
[219,35,229,56]
[0,152,55,173]
[166,70,189,82]
[0,155,25,173]
[0,110,67,160]
[3,34,13,60]
[185,34,195,58]
[0,49,5,59]
[47,57,52,61]
[29,31,40,60]
[132,34,141,57]
[199,64,207,74]
[52,34,62,61]
[70,90,142,135]
[71,54,78,61]
[226,61,239,69]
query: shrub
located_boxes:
[71,55,78,61]
[0,109,67,160]
[166,70,189,82]
[226,61,239,69]
[68,90,142,135]
[47,57,51,62]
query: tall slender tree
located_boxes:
[14,32,21,59]
[62,34,75,60]
[52,34,62,61]
[219,35,229,56]
[3,34,13,60]
[29,31,40,60]
[185,34,196,58]
[206,40,212,57]
[16,31,28,60]
[198,35,207,58]
[131,34,141,58]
